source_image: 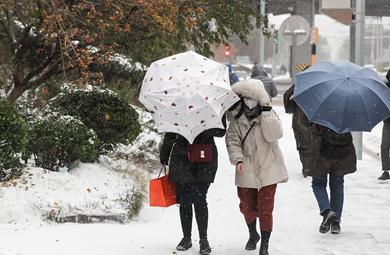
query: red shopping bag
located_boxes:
[149,166,176,207]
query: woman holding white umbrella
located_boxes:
[140,51,239,254]
[160,122,226,254]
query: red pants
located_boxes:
[237,184,277,232]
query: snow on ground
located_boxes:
[0,162,145,226]
[273,74,291,83]
[1,106,390,255]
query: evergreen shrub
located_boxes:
[49,88,141,152]
[0,98,28,180]
[27,115,100,171]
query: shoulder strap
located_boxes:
[234,101,245,120]
[242,122,256,146]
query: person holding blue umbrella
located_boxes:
[291,61,390,234]
[285,82,356,234]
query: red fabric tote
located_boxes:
[149,166,176,207]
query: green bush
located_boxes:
[49,88,141,152]
[27,115,100,171]
[0,98,28,180]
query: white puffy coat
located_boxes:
[226,79,288,189]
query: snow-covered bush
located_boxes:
[102,107,162,172]
[0,98,28,180]
[15,83,63,121]
[26,115,100,171]
[48,88,141,152]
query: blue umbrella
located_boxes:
[293,61,390,133]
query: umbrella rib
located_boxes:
[338,81,353,133]
[352,79,382,130]
[309,79,346,119]
[299,70,345,78]
[294,78,345,97]
[353,79,390,105]
[353,77,384,86]
[352,77,388,101]
[327,61,363,77]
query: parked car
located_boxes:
[231,64,252,81]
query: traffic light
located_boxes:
[273,29,279,54]
[224,43,231,56]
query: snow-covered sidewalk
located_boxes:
[1,107,390,255]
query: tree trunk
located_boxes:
[6,82,26,103]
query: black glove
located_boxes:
[261,105,272,111]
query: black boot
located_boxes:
[259,231,271,255]
[378,171,390,180]
[194,202,208,242]
[176,237,192,251]
[331,221,341,234]
[194,202,210,254]
[177,204,193,251]
[245,220,260,250]
[319,209,337,234]
[199,238,211,255]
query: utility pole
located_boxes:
[353,0,365,160]
[259,0,266,66]
[271,25,278,78]
[311,0,315,27]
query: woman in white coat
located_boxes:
[226,79,288,255]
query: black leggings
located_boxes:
[176,182,210,239]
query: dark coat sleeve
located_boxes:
[270,80,278,98]
[283,84,296,114]
[159,132,177,165]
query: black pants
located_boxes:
[381,119,390,170]
[176,182,210,239]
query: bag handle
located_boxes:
[242,122,256,146]
[158,165,167,178]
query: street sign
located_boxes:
[322,0,350,8]
[279,15,310,46]
[321,0,352,25]
[279,15,310,78]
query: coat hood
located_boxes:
[231,79,271,106]
[251,64,269,78]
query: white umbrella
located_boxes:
[139,51,239,143]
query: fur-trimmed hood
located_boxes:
[231,79,271,106]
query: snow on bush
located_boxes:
[103,106,162,172]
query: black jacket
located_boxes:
[283,85,356,177]
[160,121,226,184]
[251,64,278,98]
